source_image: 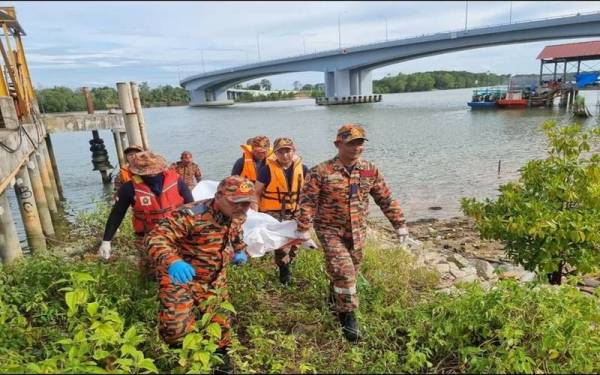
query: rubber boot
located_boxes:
[279,264,291,285]
[213,347,233,374]
[339,311,360,343]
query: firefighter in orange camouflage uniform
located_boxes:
[145,175,254,369]
[294,123,409,343]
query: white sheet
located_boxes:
[191,180,301,257]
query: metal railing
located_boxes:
[186,10,600,79]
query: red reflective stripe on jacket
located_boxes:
[131,169,185,234]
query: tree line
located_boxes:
[35,83,190,113]
[35,71,513,112]
[373,71,510,93]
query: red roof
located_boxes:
[537,41,600,60]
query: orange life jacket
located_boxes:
[119,166,133,184]
[239,144,275,183]
[131,169,184,234]
[259,158,304,213]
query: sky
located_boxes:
[6,1,600,90]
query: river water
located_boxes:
[7,87,600,244]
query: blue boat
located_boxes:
[468,101,497,109]
[467,87,506,109]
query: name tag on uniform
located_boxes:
[140,196,152,206]
[360,170,376,177]
[327,175,344,183]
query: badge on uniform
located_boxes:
[140,196,152,206]
[359,170,376,177]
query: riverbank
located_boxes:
[1,203,598,373]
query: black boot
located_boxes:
[328,289,336,309]
[213,347,232,374]
[279,264,291,285]
[338,311,360,343]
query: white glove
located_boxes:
[396,227,409,245]
[99,241,111,260]
[302,239,318,249]
[295,230,311,241]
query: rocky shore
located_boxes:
[367,216,599,295]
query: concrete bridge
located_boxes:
[180,11,600,106]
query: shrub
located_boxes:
[397,280,600,373]
[462,121,600,284]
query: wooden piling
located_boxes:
[0,191,22,263]
[119,131,128,151]
[26,158,54,236]
[130,82,150,150]
[14,165,46,252]
[112,129,125,166]
[116,82,143,147]
[43,136,64,201]
[35,149,58,214]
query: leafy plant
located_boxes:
[396,280,600,373]
[462,121,600,284]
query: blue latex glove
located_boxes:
[168,260,195,285]
[232,251,248,265]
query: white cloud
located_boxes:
[10,1,600,89]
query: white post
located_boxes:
[0,191,23,263]
[116,82,143,147]
[130,82,150,150]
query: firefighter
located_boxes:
[98,151,194,277]
[294,124,408,342]
[231,135,271,183]
[255,137,309,284]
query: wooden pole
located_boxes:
[26,157,54,236]
[14,165,46,252]
[43,135,64,201]
[35,149,57,214]
[130,82,150,149]
[112,129,125,166]
[0,190,22,263]
[116,82,143,147]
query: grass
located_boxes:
[2,202,598,373]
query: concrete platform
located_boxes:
[315,94,382,106]
[190,100,234,107]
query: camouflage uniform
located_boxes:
[296,125,405,313]
[171,161,202,190]
[145,176,254,346]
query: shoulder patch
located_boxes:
[183,203,208,216]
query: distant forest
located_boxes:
[35,83,189,113]
[373,71,510,93]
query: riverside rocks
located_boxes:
[366,216,599,294]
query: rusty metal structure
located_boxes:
[0,6,36,121]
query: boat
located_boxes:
[467,88,505,109]
[496,90,529,108]
[571,93,593,118]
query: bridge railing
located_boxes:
[189,10,600,78]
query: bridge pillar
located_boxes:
[334,70,351,97]
[189,89,207,106]
[325,71,335,97]
[325,69,373,98]
[358,69,373,95]
[189,87,233,107]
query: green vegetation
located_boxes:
[373,70,509,93]
[35,82,189,113]
[462,121,600,284]
[1,199,599,373]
